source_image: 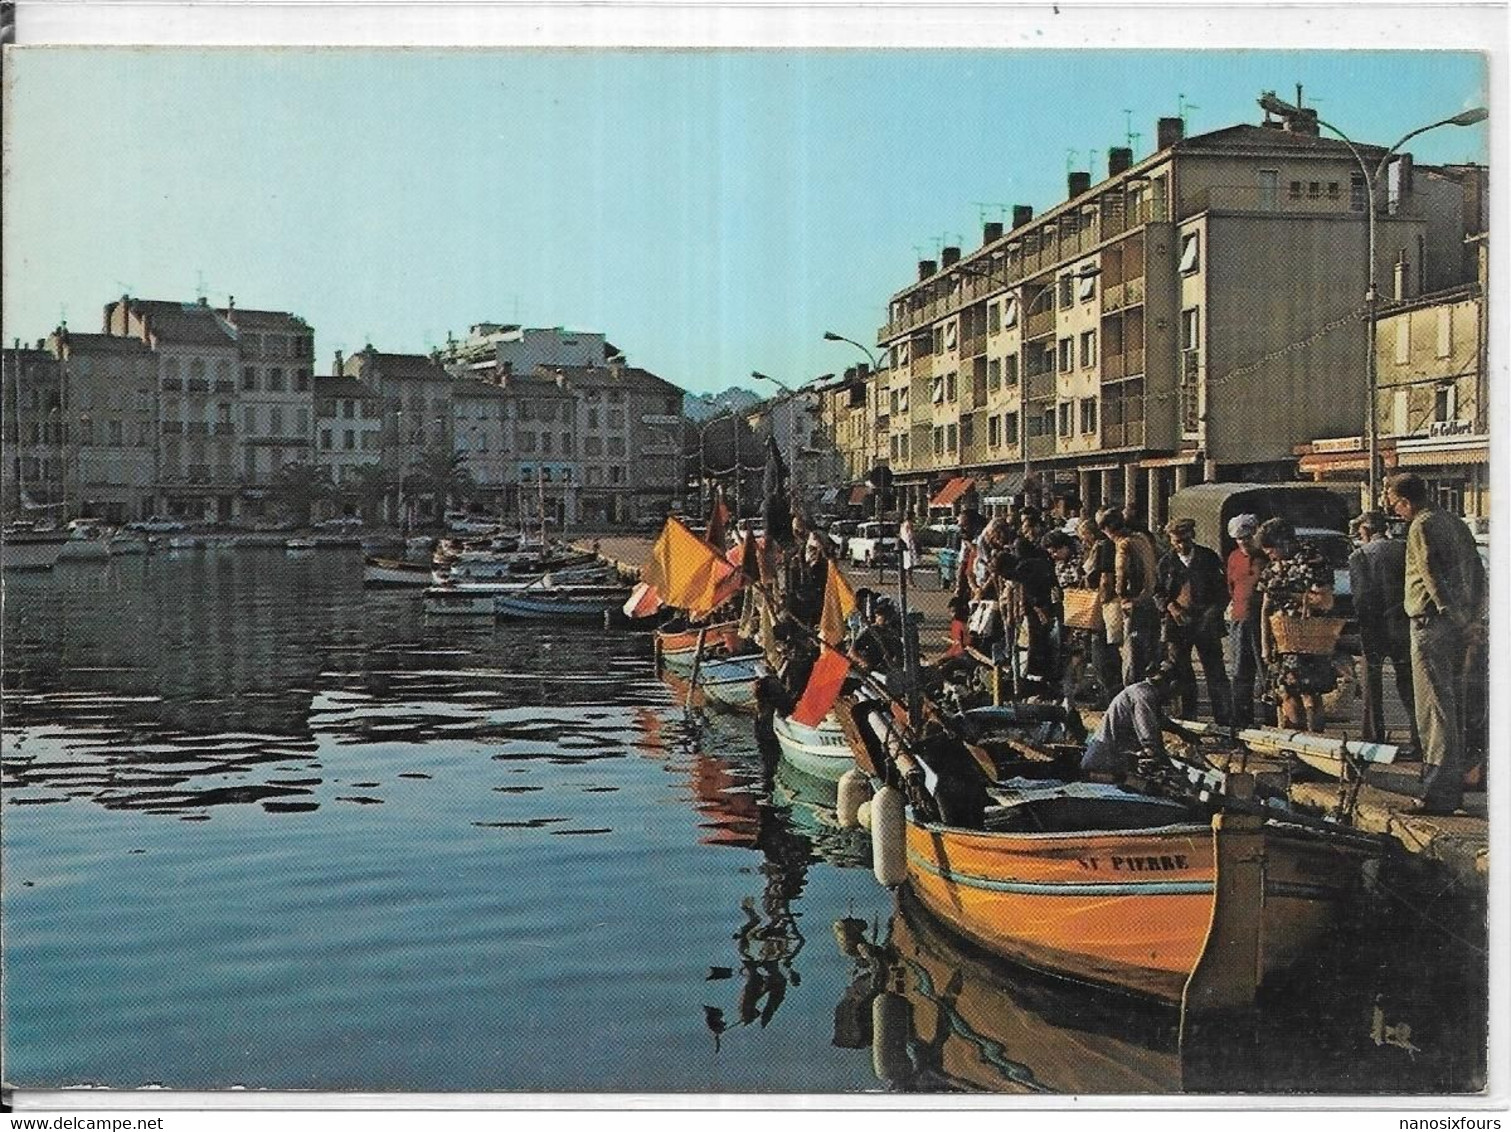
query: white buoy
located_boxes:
[871,991,913,1083]
[871,784,907,888]
[836,769,871,830]
[855,800,873,832]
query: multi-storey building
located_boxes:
[314,373,384,495]
[2,342,65,518]
[812,365,885,515]
[876,111,1485,528]
[100,295,316,522]
[437,322,686,524]
[41,330,158,523]
[339,346,455,523]
[1299,237,1489,520]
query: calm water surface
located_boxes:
[1,549,1486,1094]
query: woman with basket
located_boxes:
[1255,517,1343,733]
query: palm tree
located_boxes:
[348,462,395,525]
[270,459,332,529]
[411,448,475,522]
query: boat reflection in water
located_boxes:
[832,894,1183,1094]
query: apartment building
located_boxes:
[97,295,316,522]
[812,365,885,515]
[314,374,384,493]
[2,343,65,518]
[877,111,1485,528]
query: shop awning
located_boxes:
[1396,446,1488,469]
[979,470,1027,506]
[929,476,975,509]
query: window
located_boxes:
[944,321,958,351]
[269,407,284,435]
[244,406,257,434]
[267,367,285,392]
[1393,389,1410,436]
[1077,273,1096,302]
[1080,397,1098,435]
[1289,180,1303,200]
[542,433,554,454]
[295,369,310,392]
[1327,182,1340,200]
[890,435,900,459]
[320,428,332,449]
[932,426,944,457]
[945,423,957,453]
[1058,275,1074,309]
[1002,296,1019,328]
[1058,402,1073,438]
[342,400,354,419]
[932,326,944,355]
[1307,181,1321,200]
[343,429,356,450]
[561,432,572,454]
[1436,307,1453,358]
[987,303,1001,335]
[1178,232,1200,274]
[931,376,945,404]
[1004,355,1019,385]
[1433,385,1456,423]
[1058,338,1074,373]
[988,415,1001,448]
[541,468,552,483]
[1004,412,1019,446]
[1182,308,1201,351]
[297,409,309,434]
[945,372,957,402]
[1043,408,1056,437]
[1394,319,1410,365]
[1080,330,1097,369]
[897,388,909,413]
[586,409,598,429]
[1258,169,1279,210]
[520,465,532,482]
[610,466,625,484]
[520,432,536,453]
[960,416,973,449]
[988,358,1001,391]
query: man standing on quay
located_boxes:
[1349,509,1417,748]
[1099,508,1160,688]
[1225,513,1265,730]
[1384,473,1487,815]
[1154,517,1232,726]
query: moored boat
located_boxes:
[1,525,70,571]
[494,582,632,622]
[56,519,114,561]
[654,621,742,676]
[364,555,437,587]
[692,652,767,713]
[770,709,853,781]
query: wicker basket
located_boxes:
[1269,612,1345,655]
[1063,587,1105,631]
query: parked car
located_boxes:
[847,521,899,566]
[919,521,959,550]
[827,520,860,557]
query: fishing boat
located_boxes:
[692,651,767,713]
[107,530,151,556]
[843,701,1382,1009]
[56,518,114,561]
[363,555,435,587]
[494,581,632,622]
[1,524,70,571]
[654,621,743,676]
[769,709,854,782]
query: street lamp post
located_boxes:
[1312,106,1487,504]
[752,369,809,511]
[823,331,886,520]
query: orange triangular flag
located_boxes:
[791,645,851,727]
[817,559,858,648]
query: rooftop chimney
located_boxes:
[982,220,1004,244]
[1157,116,1185,150]
[918,259,937,281]
[941,246,961,267]
[1012,205,1034,229]
[334,349,344,375]
[1108,146,1133,176]
[226,294,235,321]
[1068,171,1091,198]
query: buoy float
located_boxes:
[871,991,913,1084]
[871,784,907,888]
[836,769,871,830]
[855,799,872,832]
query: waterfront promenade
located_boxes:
[580,533,1487,888]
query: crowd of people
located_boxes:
[931,472,1486,815]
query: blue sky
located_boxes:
[3,48,1488,396]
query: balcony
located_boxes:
[1101,421,1146,449]
[910,351,936,380]
[1024,307,1056,341]
[1178,184,1427,220]
[959,330,987,359]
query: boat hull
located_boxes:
[1,536,69,571]
[694,653,766,713]
[494,587,631,621]
[903,805,1370,1004]
[771,711,853,782]
[363,557,435,587]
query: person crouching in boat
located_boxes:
[1079,660,1190,779]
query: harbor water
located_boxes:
[0,548,1487,1095]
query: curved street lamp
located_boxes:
[1313,106,1487,503]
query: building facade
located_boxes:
[2,343,66,519]
[875,111,1485,528]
